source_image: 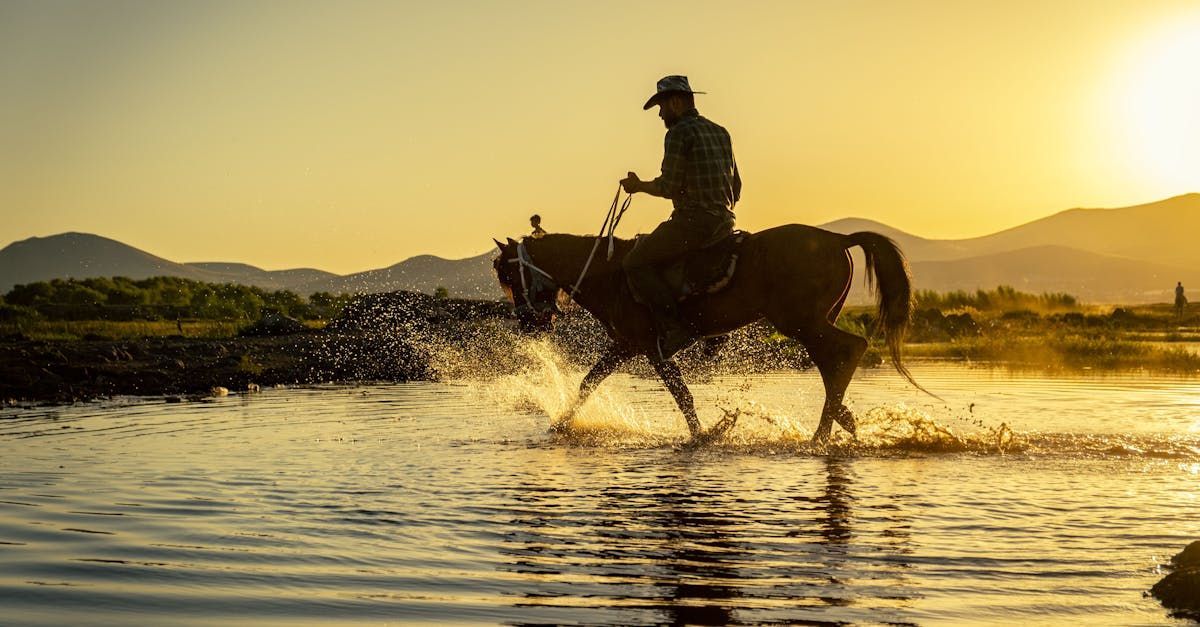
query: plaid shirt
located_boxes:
[653,109,741,216]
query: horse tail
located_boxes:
[846,231,936,398]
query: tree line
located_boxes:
[0,278,1082,324]
[0,276,353,322]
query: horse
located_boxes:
[492,224,924,443]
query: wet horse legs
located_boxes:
[803,324,868,443]
[553,345,633,429]
[556,347,706,441]
[652,359,702,437]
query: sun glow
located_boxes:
[1114,12,1200,191]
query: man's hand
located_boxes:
[620,171,642,194]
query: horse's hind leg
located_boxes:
[555,345,634,429]
[788,322,868,443]
[651,360,702,437]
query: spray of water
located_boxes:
[421,327,1027,456]
[478,338,677,447]
[395,309,1192,460]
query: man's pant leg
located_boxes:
[622,217,699,312]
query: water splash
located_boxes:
[418,328,1199,460]
[443,335,1016,455]
[474,338,678,448]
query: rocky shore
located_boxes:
[1151,540,1200,619]
[0,291,511,406]
[0,288,819,407]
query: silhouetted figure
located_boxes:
[620,75,740,362]
[529,214,546,239]
[1175,281,1187,317]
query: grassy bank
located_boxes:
[905,334,1200,372]
[839,290,1200,373]
[0,319,326,341]
[5,281,1200,377]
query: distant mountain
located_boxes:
[3,193,1197,302]
[299,253,501,298]
[821,194,1200,303]
[908,245,1196,303]
[953,193,1200,269]
[818,217,968,262]
[823,193,1200,267]
[0,232,502,298]
[184,262,338,292]
[0,232,222,291]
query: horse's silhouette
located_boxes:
[493,225,925,443]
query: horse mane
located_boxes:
[523,233,636,266]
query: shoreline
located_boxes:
[0,331,432,407]
[4,336,1198,409]
[4,291,1199,408]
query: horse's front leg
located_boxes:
[812,404,835,444]
[651,359,702,438]
[553,345,633,430]
[812,401,855,444]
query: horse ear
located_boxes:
[493,238,506,251]
[506,237,519,246]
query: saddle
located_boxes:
[637,231,748,302]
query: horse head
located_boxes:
[493,237,561,335]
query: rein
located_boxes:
[509,184,633,306]
[570,184,633,297]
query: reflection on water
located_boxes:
[499,455,922,626]
[1,363,1199,625]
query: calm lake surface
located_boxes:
[2,350,1199,625]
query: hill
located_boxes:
[818,217,967,262]
[0,232,222,291]
[955,193,1200,269]
[185,262,338,291]
[0,232,502,298]
[4,193,1197,302]
[299,252,501,298]
[907,245,1196,303]
[823,193,1200,267]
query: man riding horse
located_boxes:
[491,76,929,443]
[620,75,741,362]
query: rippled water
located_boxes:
[2,351,1200,625]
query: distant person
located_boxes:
[620,75,740,361]
[529,214,547,239]
[1175,281,1187,316]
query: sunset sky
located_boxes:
[2,0,1198,273]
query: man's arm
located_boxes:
[621,173,666,197]
[621,127,688,198]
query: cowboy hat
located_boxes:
[642,75,706,110]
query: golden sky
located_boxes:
[2,0,1198,273]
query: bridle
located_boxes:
[507,240,558,315]
[506,184,633,311]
